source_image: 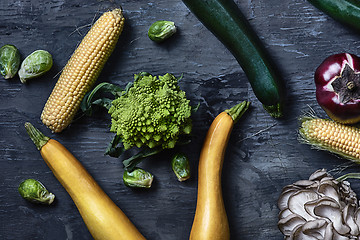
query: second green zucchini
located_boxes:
[307,0,360,32]
[182,0,285,118]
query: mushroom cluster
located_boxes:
[278,169,360,239]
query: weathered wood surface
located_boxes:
[1,0,360,239]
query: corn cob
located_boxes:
[299,115,360,164]
[41,9,125,132]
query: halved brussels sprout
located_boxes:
[148,21,176,43]
[0,44,21,79]
[18,179,55,205]
[18,50,53,83]
[171,153,190,181]
[123,168,154,188]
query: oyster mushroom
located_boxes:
[278,169,360,239]
[343,205,359,236]
[287,191,320,221]
[313,198,350,235]
[302,219,327,239]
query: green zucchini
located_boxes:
[182,0,285,118]
[307,0,360,32]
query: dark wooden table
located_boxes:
[2,0,360,239]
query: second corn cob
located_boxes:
[299,115,360,163]
[41,8,125,133]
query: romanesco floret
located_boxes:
[108,73,192,150]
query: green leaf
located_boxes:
[122,82,134,95]
[177,73,184,81]
[134,72,151,81]
[123,147,163,172]
[191,102,200,113]
[105,134,125,158]
[81,82,123,115]
[91,98,113,111]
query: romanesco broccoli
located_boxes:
[108,73,192,150]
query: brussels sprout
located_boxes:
[18,50,53,83]
[171,153,190,181]
[18,179,55,205]
[0,44,21,79]
[123,168,154,188]
[148,21,176,43]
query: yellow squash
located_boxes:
[190,101,250,240]
[25,122,146,240]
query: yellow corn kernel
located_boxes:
[299,117,360,163]
[41,9,125,132]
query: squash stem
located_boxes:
[25,122,50,150]
[225,101,250,123]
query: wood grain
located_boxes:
[1,0,360,239]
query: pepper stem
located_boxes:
[225,101,250,123]
[347,81,356,91]
[24,122,50,150]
